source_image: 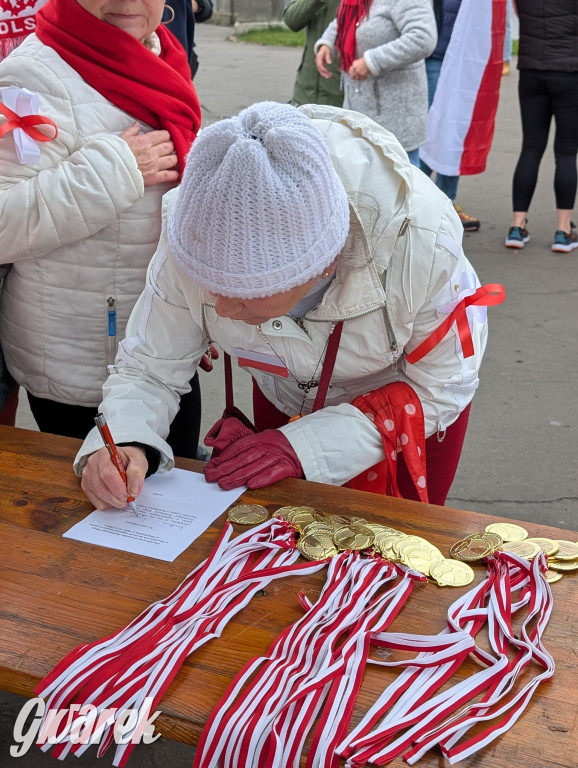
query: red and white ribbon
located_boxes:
[1,86,58,163]
[337,552,554,766]
[35,518,326,767]
[194,554,424,768]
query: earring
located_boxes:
[161,4,175,23]
[321,270,331,278]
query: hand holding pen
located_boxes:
[94,413,139,516]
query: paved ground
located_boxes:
[2,21,577,767]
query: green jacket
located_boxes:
[283,0,343,107]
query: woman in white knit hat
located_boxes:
[77,101,501,510]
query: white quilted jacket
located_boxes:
[75,106,488,486]
[0,34,173,406]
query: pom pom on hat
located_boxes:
[168,101,350,299]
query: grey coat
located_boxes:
[317,0,437,151]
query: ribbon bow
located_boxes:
[0,87,58,165]
[0,102,58,143]
[405,283,506,364]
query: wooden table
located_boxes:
[1,425,577,767]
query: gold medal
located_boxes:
[302,522,336,538]
[327,514,357,528]
[365,523,400,536]
[481,531,503,549]
[430,559,475,587]
[404,550,435,576]
[298,532,338,561]
[275,505,300,520]
[525,537,559,557]
[397,536,432,555]
[544,569,563,583]
[333,523,375,551]
[390,533,411,559]
[450,534,494,562]
[553,540,578,560]
[228,504,269,525]
[290,509,324,530]
[498,540,541,560]
[547,559,578,572]
[485,522,528,542]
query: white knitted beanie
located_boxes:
[168,102,350,298]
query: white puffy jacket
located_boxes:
[75,106,488,486]
[0,34,173,406]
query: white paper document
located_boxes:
[64,468,243,561]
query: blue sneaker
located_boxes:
[505,225,530,249]
[551,224,578,253]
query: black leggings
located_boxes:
[512,69,578,212]
[27,373,202,460]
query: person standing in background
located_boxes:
[166,0,213,79]
[0,0,203,457]
[419,0,481,232]
[189,0,213,78]
[502,0,513,76]
[314,0,437,166]
[0,0,49,425]
[284,0,343,107]
[505,0,578,252]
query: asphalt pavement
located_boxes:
[3,21,577,767]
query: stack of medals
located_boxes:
[229,504,474,587]
[449,521,578,584]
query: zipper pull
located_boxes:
[391,343,399,373]
[398,217,410,237]
[107,296,116,337]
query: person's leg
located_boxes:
[436,173,459,203]
[0,385,19,426]
[406,148,421,167]
[425,57,442,109]
[502,0,512,75]
[0,339,17,424]
[420,58,442,176]
[166,373,202,459]
[27,392,99,438]
[511,70,552,222]
[548,71,578,237]
[395,404,472,506]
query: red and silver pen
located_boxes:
[94,413,138,516]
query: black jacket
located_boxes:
[517,0,578,71]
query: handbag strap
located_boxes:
[312,320,343,412]
[224,351,235,415]
[224,320,344,418]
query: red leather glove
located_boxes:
[204,416,255,457]
[204,430,303,490]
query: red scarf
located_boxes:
[334,0,371,72]
[35,0,201,174]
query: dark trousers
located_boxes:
[0,385,18,426]
[27,374,201,460]
[252,381,471,507]
[513,69,578,212]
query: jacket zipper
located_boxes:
[106,296,117,367]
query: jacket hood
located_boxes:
[299,104,414,274]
